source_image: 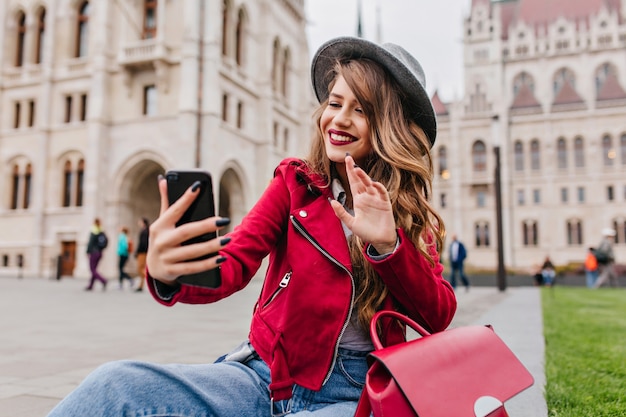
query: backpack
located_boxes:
[127,239,134,254]
[96,232,108,250]
[592,248,610,265]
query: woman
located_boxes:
[47,37,456,417]
[116,226,133,289]
[134,217,150,292]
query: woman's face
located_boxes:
[319,75,372,167]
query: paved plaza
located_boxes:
[0,276,546,417]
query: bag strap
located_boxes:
[354,310,433,416]
[370,310,431,349]
[354,387,372,417]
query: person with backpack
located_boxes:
[85,218,108,291]
[593,228,618,288]
[584,247,599,288]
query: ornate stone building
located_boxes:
[0,0,312,279]
[433,0,626,272]
[2,0,625,280]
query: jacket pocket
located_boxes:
[261,271,292,310]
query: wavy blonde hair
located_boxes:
[305,59,445,330]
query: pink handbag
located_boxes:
[354,310,534,417]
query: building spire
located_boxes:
[356,0,363,38]
[375,1,382,43]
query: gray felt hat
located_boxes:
[311,36,437,147]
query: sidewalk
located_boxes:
[0,276,546,417]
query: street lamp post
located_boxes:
[492,115,507,291]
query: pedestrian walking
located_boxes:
[448,234,470,291]
[593,228,618,288]
[541,256,556,286]
[134,217,149,292]
[85,218,108,291]
[117,227,133,289]
[584,247,599,288]
[46,36,456,417]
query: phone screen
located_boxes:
[165,170,221,288]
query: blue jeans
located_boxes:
[585,270,599,288]
[46,348,368,417]
[449,261,469,289]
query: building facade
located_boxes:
[2,0,625,280]
[0,0,313,279]
[433,0,626,272]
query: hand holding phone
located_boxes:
[166,169,222,288]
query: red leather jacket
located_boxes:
[148,158,456,400]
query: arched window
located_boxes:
[282,48,290,97]
[595,63,615,95]
[76,159,84,207]
[514,141,524,171]
[76,1,90,58]
[235,8,245,66]
[35,9,46,64]
[553,67,575,95]
[222,93,229,122]
[222,0,230,56]
[9,162,31,210]
[63,161,72,207]
[474,221,490,247]
[143,0,157,39]
[11,165,20,209]
[236,100,243,129]
[472,140,487,172]
[574,136,584,168]
[272,38,280,92]
[513,72,534,96]
[23,164,32,209]
[522,220,538,246]
[557,137,567,169]
[566,219,583,245]
[283,127,289,152]
[602,134,614,166]
[438,146,448,178]
[16,11,26,67]
[530,140,540,170]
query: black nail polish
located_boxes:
[345,152,351,157]
[220,237,231,246]
[353,164,359,169]
[216,218,231,227]
[216,256,227,264]
[191,181,202,192]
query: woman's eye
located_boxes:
[355,107,364,114]
[328,102,341,108]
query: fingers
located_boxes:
[157,254,225,283]
[329,199,354,228]
[344,154,389,201]
[155,236,230,280]
[148,218,231,284]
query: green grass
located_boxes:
[542,287,626,417]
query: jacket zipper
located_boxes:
[290,215,355,386]
[262,271,292,309]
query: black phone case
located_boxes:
[166,170,221,288]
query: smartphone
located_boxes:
[165,169,221,288]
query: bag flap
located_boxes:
[369,325,534,417]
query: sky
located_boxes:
[305,0,473,102]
